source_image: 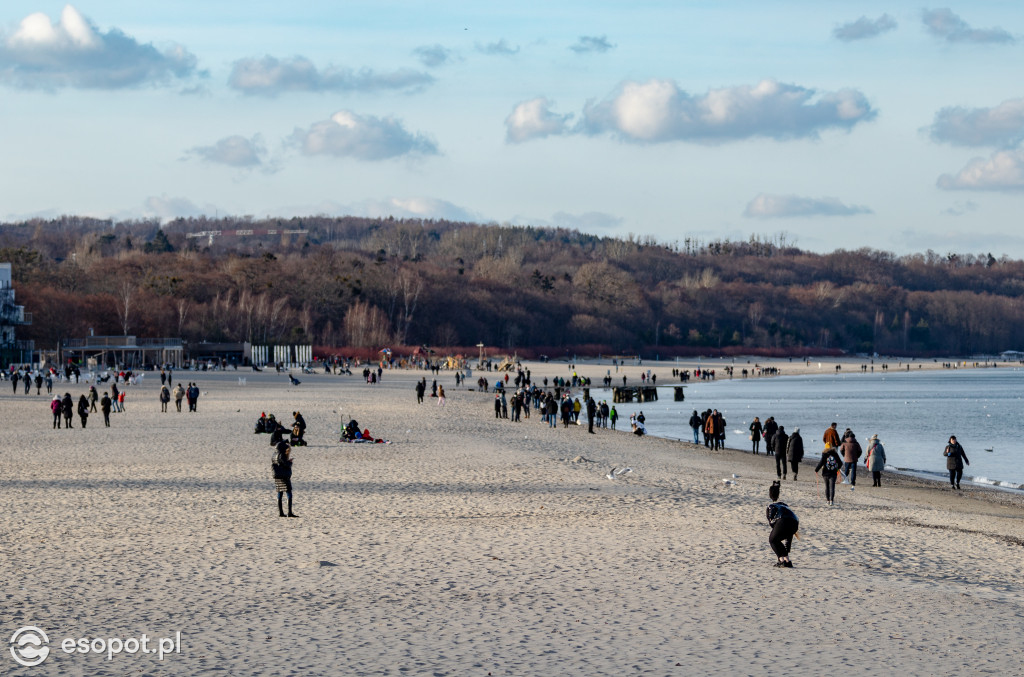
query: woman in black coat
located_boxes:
[749,417,763,454]
[61,393,74,428]
[943,435,969,490]
[272,441,297,517]
[77,394,90,428]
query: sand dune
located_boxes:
[3,362,1022,675]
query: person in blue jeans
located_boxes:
[839,429,862,486]
[689,410,701,444]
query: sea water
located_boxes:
[595,368,1024,490]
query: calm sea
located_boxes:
[595,368,1024,490]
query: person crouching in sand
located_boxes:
[766,481,798,567]
[272,441,298,517]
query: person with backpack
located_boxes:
[272,441,297,517]
[815,445,844,506]
[766,481,798,567]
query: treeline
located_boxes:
[2,215,1023,356]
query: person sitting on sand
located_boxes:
[766,481,798,567]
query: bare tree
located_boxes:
[115,280,136,336]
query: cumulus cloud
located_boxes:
[577,78,875,144]
[290,110,438,161]
[743,194,873,218]
[922,8,1015,44]
[0,4,197,89]
[228,55,433,96]
[413,44,455,68]
[569,35,615,54]
[187,135,266,168]
[937,149,1024,191]
[505,98,572,143]
[476,39,519,56]
[928,98,1024,147]
[833,14,898,41]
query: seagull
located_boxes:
[606,467,632,480]
[984,447,994,452]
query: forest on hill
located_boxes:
[2,214,1022,357]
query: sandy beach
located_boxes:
[4,360,1023,675]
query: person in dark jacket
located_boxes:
[415,379,426,404]
[272,441,297,517]
[292,411,306,443]
[100,392,112,427]
[786,428,804,480]
[766,481,798,567]
[840,430,863,486]
[763,416,778,455]
[773,426,789,479]
[815,446,844,505]
[943,435,969,490]
[77,394,90,428]
[749,417,763,454]
[586,397,597,434]
[159,385,170,412]
[61,393,74,428]
[689,410,701,444]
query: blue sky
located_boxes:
[3,2,1024,256]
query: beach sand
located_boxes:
[3,361,1022,675]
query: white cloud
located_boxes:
[833,14,897,41]
[743,193,873,218]
[413,44,455,68]
[578,78,876,143]
[937,149,1024,191]
[928,98,1024,147]
[922,8,1015,44]
[476,39,519,56]
[0,4,197,89]
[505,98,572,143]
[569,35,615,54]
[187,135,266,168]
[290,110,438,161]
[228,55,433,96]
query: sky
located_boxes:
[2,2,1024,256]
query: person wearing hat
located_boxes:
[865,434,887,487]
[51,394,62,429]
[943,435,969,490]
[271,441,298,517]
[786,427,804,480]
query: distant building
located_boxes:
[0,263,33,366]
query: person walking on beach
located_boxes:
[77,394,89,428]
[823,422,841,449]
[749,416,763,454]
[815,445,843,506]
[51,395,62,429]
[586,396,597,434]
[944,435,969,490]
[773,426,789,479]
[437,385,446,406]
[689,410,702,444]
[88,385,98,412]
[100,392,112,427]
[840,429,863,486]
[415,379,425,404]
[787,428,804,480]
[272,441,298,517]
[763,416,778,455]
[766,481,798,567]
[866,434,886,487]
[609,405,618,430]
[159,385,170,412]
[173,383,185,412]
